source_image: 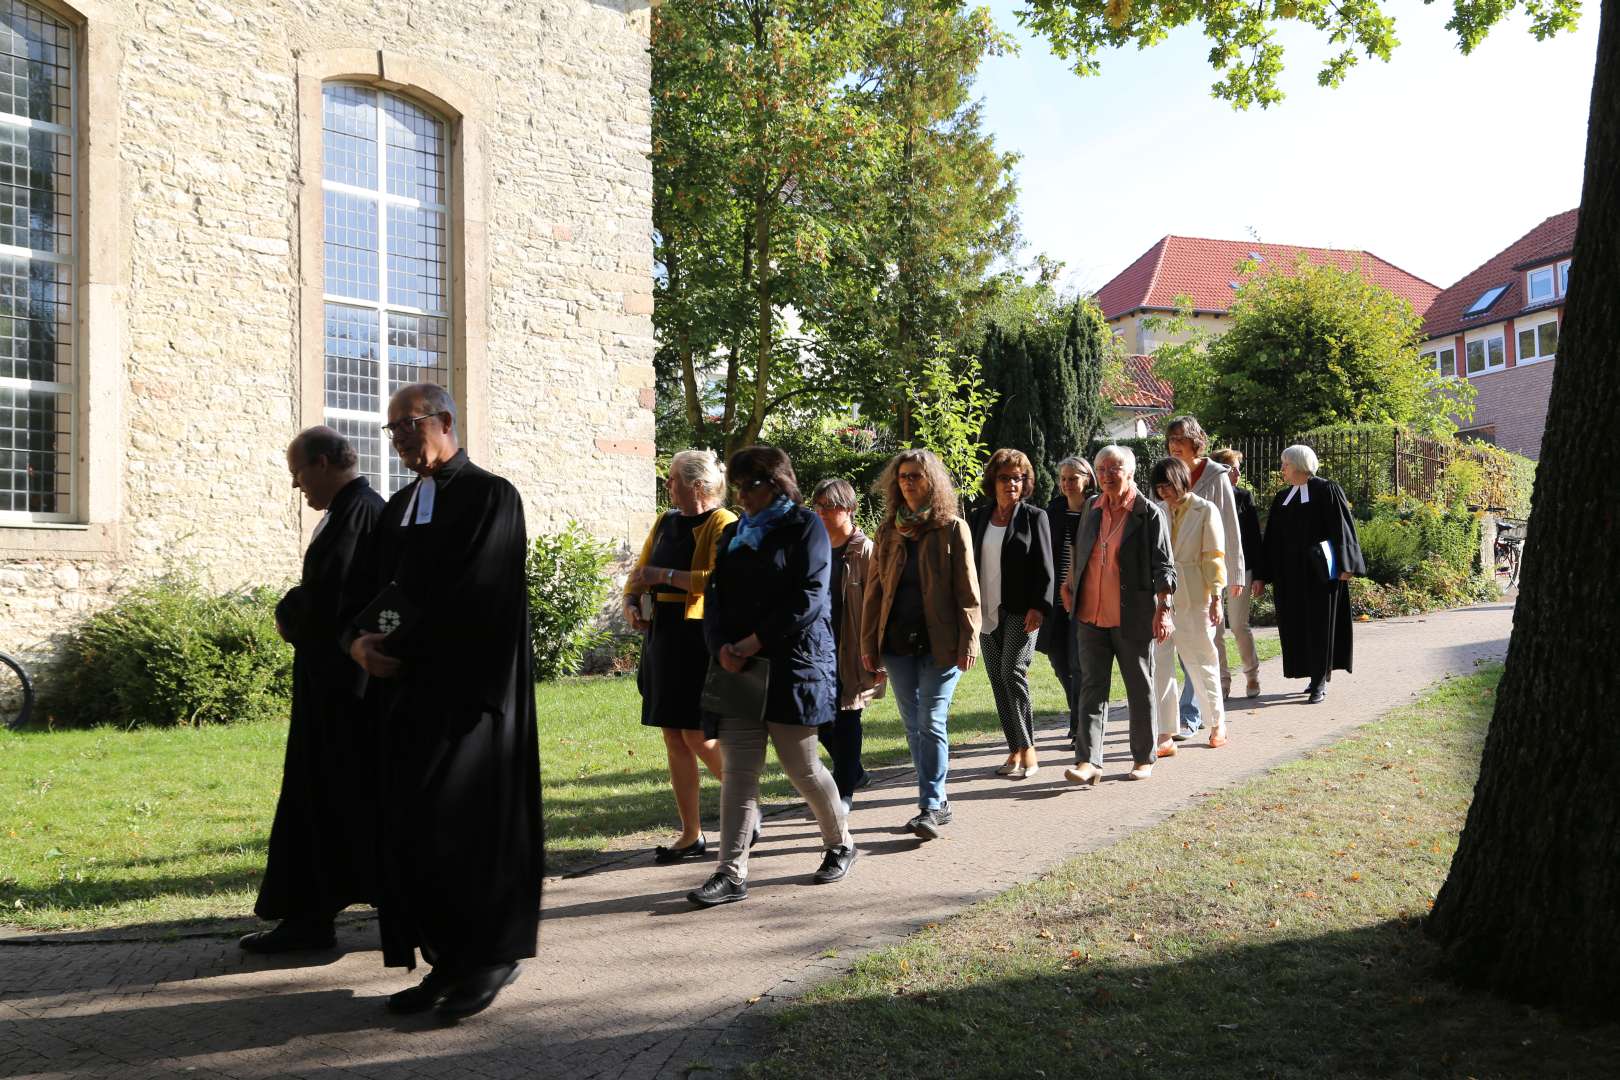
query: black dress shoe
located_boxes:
[238,920,336,954]
[435,963,520,1021]
[386,968,454,1014]
[813,844,859,884]
[654,835,707,864]
[687,872,748,907]
[1307,685,1326,704]
[853,770,873,791]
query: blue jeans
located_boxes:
[883,653,962,810]
[1178,657,1202,733]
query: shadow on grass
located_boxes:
[759,919,1620,1079]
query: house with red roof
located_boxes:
[1105,354,1176,438]
[1096,235,1442,355]
[1418,209,1576,460]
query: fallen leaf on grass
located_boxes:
[1037,928,1053,940]
[747,996,761,1004]
[1349,872,1362,882]
[1127,931,1143,943]
[1267,919,1280,929]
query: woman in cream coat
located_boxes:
[1147,457,1229,755]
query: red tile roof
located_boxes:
[1095,235,1442,322]
[1110,354,1175,409]
[1420,209,1579,340]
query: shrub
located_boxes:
[1357,498,1479,585]
[47,579,292,728]
[527,522,616,682]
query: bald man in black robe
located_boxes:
[343,382,542,1021]
[242,427,385,954]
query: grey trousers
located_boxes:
[981,620,1037,751]
[1074,620,1158,769]
[716,714,851,883]
[1216,590,1260,684]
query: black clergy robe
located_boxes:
[256,475,386,922]
[1257,475,1368,681]
[343,450,543,971]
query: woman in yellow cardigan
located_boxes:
[624,449,738,863]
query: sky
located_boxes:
[974,0,1601,295]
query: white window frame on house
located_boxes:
[1424,346,1457,378]
[1525,266,1555,305]
[1465,332,1505,376]
[1558,259,1571,296]
[320,82,452,499]
[1516,317,1559,365]
[0,0,76,524]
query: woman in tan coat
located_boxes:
[860,449,980,840]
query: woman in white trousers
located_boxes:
[1147,457,1229,755]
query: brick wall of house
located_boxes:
[1462,361,1556,460]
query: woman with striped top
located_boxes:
[1035,456,1096,747]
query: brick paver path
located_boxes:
[0,600,1513,1079]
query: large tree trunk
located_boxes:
[1426,0,1620,1016]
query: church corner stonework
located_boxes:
[0,0,656,669]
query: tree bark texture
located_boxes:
[1427,0,1620,1017]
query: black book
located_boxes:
[351,580,422,641]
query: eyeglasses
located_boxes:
[897,471,926,484]
[382,413,441,441]
[996,474,1026,486]
[1096,466,1126,477]
[812,501,842,513]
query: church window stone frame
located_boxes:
[296,51,488,511]
[0,0,76,523]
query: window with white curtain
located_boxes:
[0,0,74,521]
[321,83,450,497]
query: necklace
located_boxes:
[1097,505,1128,557]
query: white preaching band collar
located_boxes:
[310,510,332,541]
[1282,482,1311,506]
[400,476,437,526]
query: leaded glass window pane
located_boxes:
[321,83,451,498]
[0,1,73,521]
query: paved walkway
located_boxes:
[0,601,1513,1080]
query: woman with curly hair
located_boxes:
[860,449,980,839]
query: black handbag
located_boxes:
[701,656,771,723]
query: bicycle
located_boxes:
[1494,519,1525,590]
[1,650,34,730]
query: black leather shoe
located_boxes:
[853,770,873,791]
[435,963,519,1021]
[1307,684,1326,704]
[813,844,859,884]
[687,872,748,908]
[386,968,454,1015]
[238,920,336,954]
[654,835,707,864]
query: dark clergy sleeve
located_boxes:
[1256,489,1286,583]
[1325,479,1367,577]
[757,512,831,652]
[385,478,529,707]
[280,483,384,652]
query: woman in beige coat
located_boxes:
[1147,457,1229,756]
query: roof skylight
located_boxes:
[1464,285,1509,317]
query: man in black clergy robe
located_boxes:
[242,426,385,954]
[343,382,542,1021]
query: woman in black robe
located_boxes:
[1252,443,1366,704]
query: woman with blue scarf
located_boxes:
[686,446,857,908]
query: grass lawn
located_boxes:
[749,665,1620,1079]
[0,636,1276,932]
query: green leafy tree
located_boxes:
[1153,258,1475,436]
[907,339,997,495]
[652,0,891,455]
[1022,0,1608,1015]
[983,329,1048,499]
[1034,314,1079,491]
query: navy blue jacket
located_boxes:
[703,503,837,727]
